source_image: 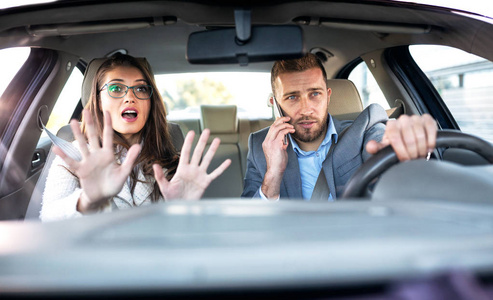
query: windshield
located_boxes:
[394,0,493,18]
[0,0,56,9]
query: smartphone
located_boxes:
[272,96,288,145]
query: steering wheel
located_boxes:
[342,130,493,199]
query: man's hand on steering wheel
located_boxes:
[343,129,493,198]
[366,114,437,161]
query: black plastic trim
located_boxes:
[336,57,363,79]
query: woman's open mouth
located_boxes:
[121,108,139,122]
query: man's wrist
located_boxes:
[261,170,282,199]
[259,186,280,201]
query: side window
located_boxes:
[348,61,389,110]
[0,47,30,96]
[410,45,493,143]
[44,67,84,135]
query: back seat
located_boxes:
[173,105,271,198]
[200,105,243,198]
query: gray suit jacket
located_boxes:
[241,104,388,200]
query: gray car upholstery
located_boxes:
[200,105,245,198]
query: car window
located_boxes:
[410,45,493,143]
[0,47,30,96]
[348,61,389,110]
[44,67,84,135]
[156,72,273,120]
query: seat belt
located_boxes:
[310,125,351,202]
[310,164,331,202]
[40,116,82,161]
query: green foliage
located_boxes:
[162,78,233,110]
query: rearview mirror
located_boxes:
[187,25,305,65]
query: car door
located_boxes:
[0,48,78,220]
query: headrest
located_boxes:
[81,57,150,107]
[200,105,238,134]
[56,123,76,142]
[81,58,106,107]
[327,79,363,120]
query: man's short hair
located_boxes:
[271,53,328,95]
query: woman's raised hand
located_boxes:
[52,109,141,213]
[153,129,231,201]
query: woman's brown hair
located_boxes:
[82,53,179,201]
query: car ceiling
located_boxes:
[0,0,492,75]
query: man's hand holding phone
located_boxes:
[273,96,290,145]
[260,96,296,199]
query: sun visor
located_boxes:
[186,25,305,66]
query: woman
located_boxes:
[40,54,231,221]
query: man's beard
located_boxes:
[290,114,329,144]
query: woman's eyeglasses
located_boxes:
[100,83,153,100]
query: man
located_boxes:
[241,53,436,200]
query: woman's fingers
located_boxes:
[84,109,100,150]
[178,130,195,166]
[102,111,114,150]
[71,118,90,158]
[120,143,141,175]
[70,109,115,159]
[52,145,79,170]
[153,164,170,192]
[208,159,232,181]
[190,129,210,166]
[200,136,220,170]
[153,164,165,181]
[194,135,231,180]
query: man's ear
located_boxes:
[268,93,275,106]
[327,88,332,104]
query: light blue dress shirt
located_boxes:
[290,116,338,201]
[258,116,338,201]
